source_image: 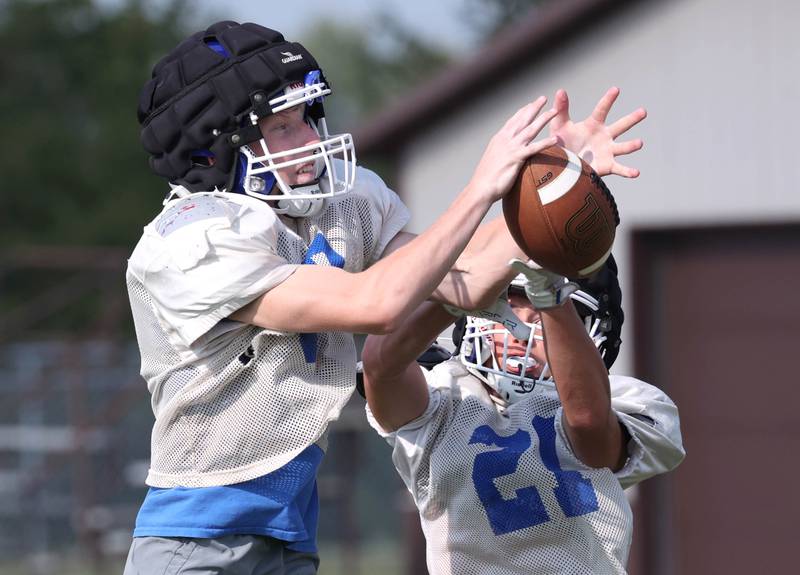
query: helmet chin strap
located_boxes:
[491,354,538,403]
[276,182,323,217]
[276,197,322,217]
[273,159,328,218]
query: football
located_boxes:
[502,145,619,278]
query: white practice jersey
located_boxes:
[367,362,684,575]
[127,164,409,488]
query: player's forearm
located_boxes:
[362,301,454,431]
[430,217,526,310]
[358,184,495,331]
[363,301,455,381]
[233,185,493,334]
[541,303,610,422]
[541,303,624,468]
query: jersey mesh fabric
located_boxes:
[128,164,409,488]
[370,362,634,575]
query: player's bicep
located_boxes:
[379,231,416,259]
[363,362,430,433]
[559,408,627,471]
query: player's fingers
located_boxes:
[610,161,640,178]
[515,112,558,152]
[517,106,558,143]
[608,108,647,138]
[503,97,544,130]
[522,135,559,157]
[509,96,548,135]
[549,88,570,130]
[590,86,620,124]
[612,138,644,157]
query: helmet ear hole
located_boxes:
[190,151,216,167]
[203,37,231,58]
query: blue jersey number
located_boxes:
[469,416,598,536]
[299,233,345,363]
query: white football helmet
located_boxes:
[458,275,614,408]
[240,71,356,217]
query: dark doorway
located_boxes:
[630,223,800,575]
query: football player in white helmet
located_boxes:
[126,19,648,574]
[361,256,685,574]
[455,272,564,407]
[456,268,622,408]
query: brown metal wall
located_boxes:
[630,223,800,574]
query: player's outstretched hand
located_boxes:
[509,258,577,309]
[549,87,646,178]
[470,96,558,203]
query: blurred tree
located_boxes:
[0,0,451,248]
[0,1,451,331]
[300,15,452,133]
[0,0,189,248]
[462,0,551,40]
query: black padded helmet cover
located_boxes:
[573,254,624,370]
[137,21,327,192]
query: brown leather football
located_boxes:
[503,145,619,278]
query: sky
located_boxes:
[200,0,479,51]
[109,0,483,53]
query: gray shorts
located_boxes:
[123,535,319,575]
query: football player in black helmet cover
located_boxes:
[125,20,649,574]
[361,256,685,575]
